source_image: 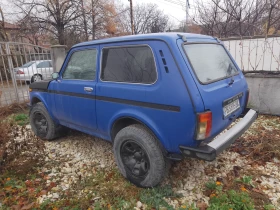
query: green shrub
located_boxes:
[208,190,254,210]
[140,186,180,210]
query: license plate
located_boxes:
[223,99,240,117]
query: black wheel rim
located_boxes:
[120,140,150,178]
[33,112,48,136]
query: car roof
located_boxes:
[73,32,217,48]
[30,60,51,64]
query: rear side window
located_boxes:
[101,45,157,84]
[63,49,97,80]
[183,44,238,84]
[37,61,51,68]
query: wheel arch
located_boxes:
[110,115,168,156]
[30,93,58,123]
[31,96,42,105]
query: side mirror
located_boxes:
[52,72,59,80]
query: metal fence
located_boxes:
[222,35,280,72]
[0,42,52,107]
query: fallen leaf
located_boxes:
[49,182,57,188]
[39,190,47,195]
[197,202,208,210]
[11,205,21,210]
[252,188,264,194]
[21,202,34,210]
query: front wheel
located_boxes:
[30,102,66,140]
[113,124,168,187]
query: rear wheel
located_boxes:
[31,74,42,83]
[113,124,168,187]
[30,102,67,140]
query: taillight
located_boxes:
[196,111,212,140]
[245,89,250,107]
[17,70,24,74]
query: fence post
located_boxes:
[5,43,20,103]
[51,45,66,72]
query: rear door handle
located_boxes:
[84,87,93,92]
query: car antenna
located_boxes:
[177,34,187,42]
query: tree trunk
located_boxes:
[0,6,9,41]
[58,26,65,45]
[81,0,88,41]
[91,0,96,40]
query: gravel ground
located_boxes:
[20,116,280,209]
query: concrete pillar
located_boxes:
[51,45,67,72]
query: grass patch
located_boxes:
[236,175,255,188]
[0,172,46,209]
[140,185,181,210]
[14,113,29,126]
[205,180,255,210]
[36,169,141,209]
[35,168,183,210]
[263,204,277,210]
[208,190,254,210]
[204,176,275,210]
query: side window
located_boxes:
[49,61,53,67]
[63,49,97,80]
[37,61,51,68]
[101,45,157,84]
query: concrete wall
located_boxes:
[245,75,280,115]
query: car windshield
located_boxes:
[183,44,238,84]
[21,61,35,68]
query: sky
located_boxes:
[1,0,194,24]
[120,0,194,23]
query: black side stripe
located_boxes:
[95,96,180,112]
[48,90,96,99]
[31,89,180,112]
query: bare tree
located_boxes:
[14,0,82,45]
[81,0,89,41]
[117,3,169,35]
[0,6,9,41]
[75,0,120,40]
[264,0,280,35]
[192,0,275,38]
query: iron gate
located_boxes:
[0,42,52,107]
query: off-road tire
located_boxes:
[113,124,168,187]
[30,102,66,140]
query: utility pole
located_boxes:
[185,0,189,32]
[128,0,134,35]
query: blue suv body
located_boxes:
[29,33,257,187]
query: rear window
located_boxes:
[183,44,238,84]
[21,61,34,68]
[101,45,157,84]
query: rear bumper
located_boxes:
[15,74,31,81]
[179,109,258,161]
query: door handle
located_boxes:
[84,87,93,92]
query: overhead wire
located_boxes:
[163,0,186,7]
[157,0,186,11]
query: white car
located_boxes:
[15,60,53,83]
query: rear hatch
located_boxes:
[181,42,249,140]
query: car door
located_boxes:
[52,46,99,131]
[36,61,53,79]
